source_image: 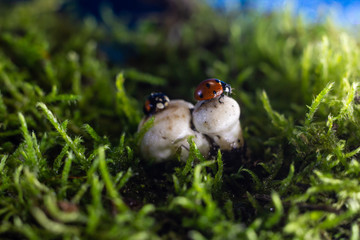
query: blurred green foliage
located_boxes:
[1,0,360,239]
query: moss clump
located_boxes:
[1,0,360,239]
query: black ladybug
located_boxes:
[143,92,170,115]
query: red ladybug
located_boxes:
[194,79,232,101]
[143,92,170,115]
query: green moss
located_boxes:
[1,0,360,239]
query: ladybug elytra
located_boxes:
[194,79,232,101]
[143,92,170,115]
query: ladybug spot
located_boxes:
[213,90,217,95]
[206,83,211,88]
[156,103,164,109]
[199,93,204,98]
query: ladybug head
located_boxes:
[143,92,170,116]
[223,84,231,95]
[220,81,232,95]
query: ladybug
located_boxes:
[143,92,170,115]
[194,79,232,101]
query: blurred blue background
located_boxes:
[64,0,360,26]
[57,0,359,65]
[209,0,360,25]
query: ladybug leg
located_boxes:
[218,94,225,104]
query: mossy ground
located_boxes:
[1,0,360,239]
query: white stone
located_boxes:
[192,95,243,150]
[139,100,210,162]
